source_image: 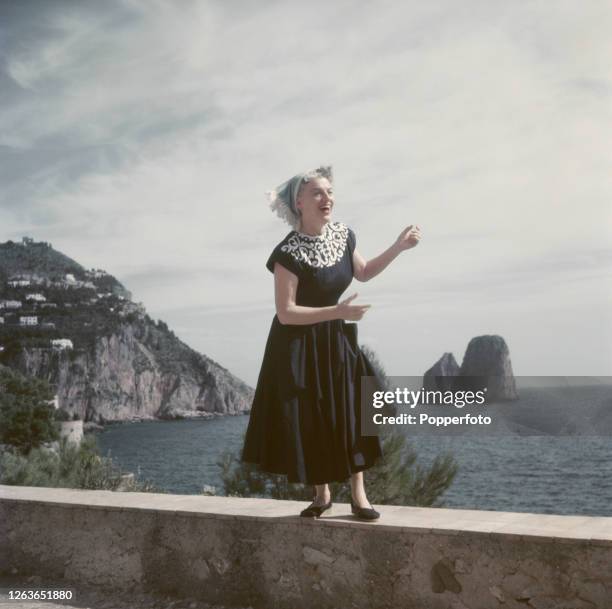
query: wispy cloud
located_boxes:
[1,0,610,383]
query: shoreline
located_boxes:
[84,410,250,432]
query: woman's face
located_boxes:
[296,176,334,225]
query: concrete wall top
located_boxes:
[1,485,611,546]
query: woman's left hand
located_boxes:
[395,225,422,251]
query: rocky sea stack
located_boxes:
[423,352,460,391]
[424,335,518,401]
[458,335,518,400]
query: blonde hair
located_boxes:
[266,165,334,228]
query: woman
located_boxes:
[240,165,421,520]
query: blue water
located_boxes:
[93,414,612,517]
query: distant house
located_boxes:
[29,274,46,285]
[9,272,44,284]
[41,322,56,329]
[26,293,47,302]
[51,339,73,350]
[21,236,35,246]
[87,269,107,279]
[0,316,4,324]
[19,316,38,326]
[0,300,22,310]
[62,273,95,290]
[40,302,58,308]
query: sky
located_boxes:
[1,0,611,387]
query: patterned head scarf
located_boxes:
[265,165,333,228]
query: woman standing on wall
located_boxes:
[241,165,421,520]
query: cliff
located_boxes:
[0,237,253,422]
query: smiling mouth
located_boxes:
[320,206,332,213]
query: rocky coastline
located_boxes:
[0,238,254,423]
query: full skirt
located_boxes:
[241,316,384,485]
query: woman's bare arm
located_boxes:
[274,263,371,325]
[353,224,421,282]
[352,244,402,282]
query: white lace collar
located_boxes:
[281,222,349,268]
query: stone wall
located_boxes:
[1,485,611,609]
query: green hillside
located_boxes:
[0,237,136,356]
[0,236,235,380]
[0,238,82,279]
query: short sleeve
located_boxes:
[265,244,302,276]
[347,226,356,255]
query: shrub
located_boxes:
[218,452,313,501]
[54,408,71,422]
[0,434,160,492]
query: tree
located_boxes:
[0,365,59,455]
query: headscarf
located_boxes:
[265,165,333,228]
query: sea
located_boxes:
[93,383,612,517]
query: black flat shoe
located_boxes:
[300,500,332,518]
[351,499,380,521]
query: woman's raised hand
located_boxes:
[336,293,371,321]
[396,225,422,251]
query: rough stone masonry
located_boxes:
[1,485,612,609]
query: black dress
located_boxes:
[240,221,384,485]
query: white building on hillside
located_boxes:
[9,272,44,285]
[62,273,95,289]
[51,339,73,350]
[19,316,38,326]
[87,269,107,278]
[1,300,22,309]
[26,293,47,302]
[8,279,30,287]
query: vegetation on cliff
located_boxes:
[0,364,58,454]
[0,239,84,284]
